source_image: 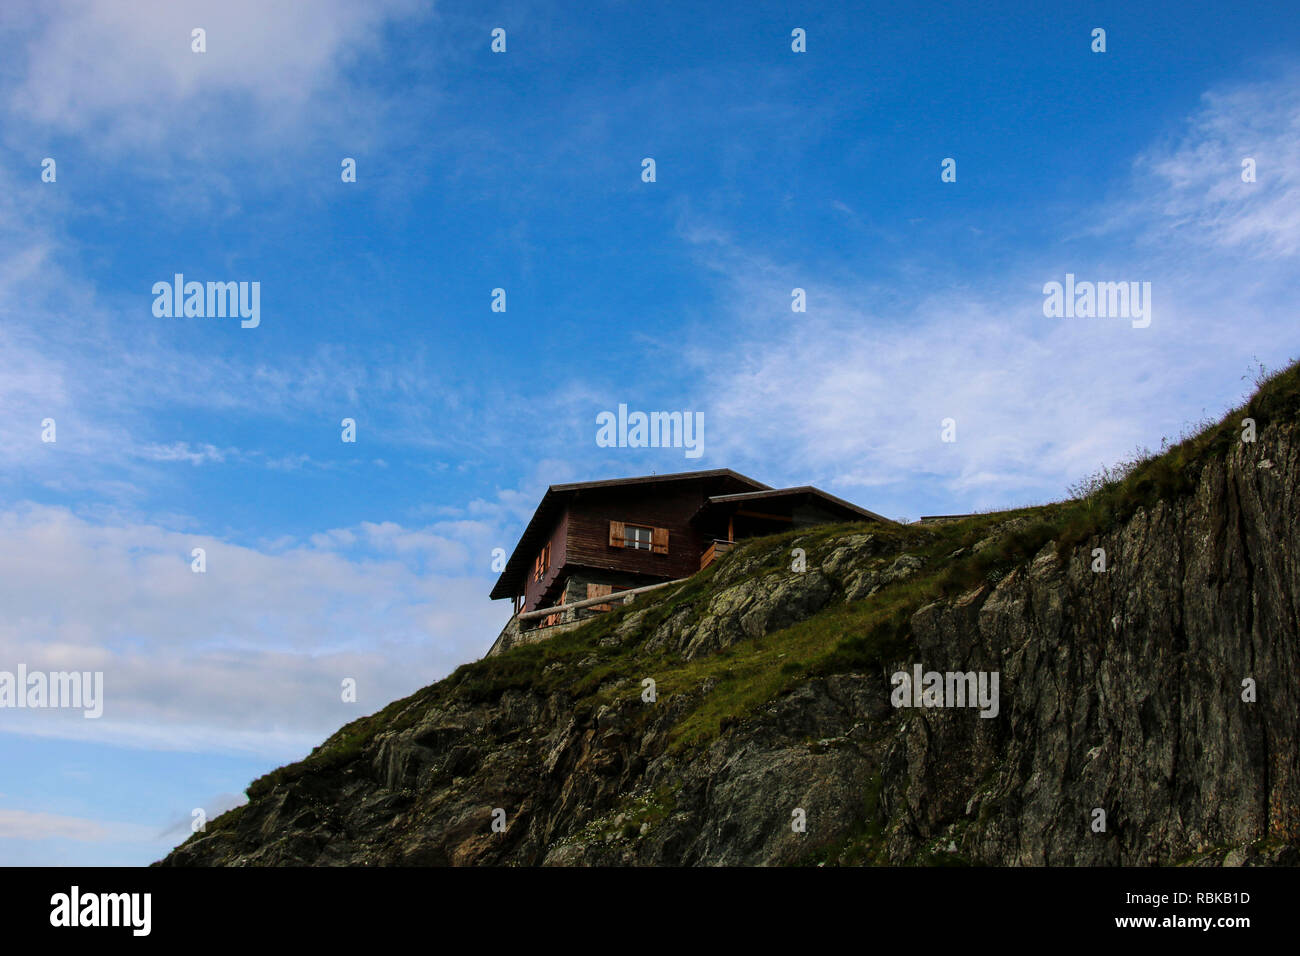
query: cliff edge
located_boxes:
[160,364,1300,866]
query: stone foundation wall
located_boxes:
[560,569,650,619]
[486,569,666,657]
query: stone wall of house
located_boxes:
[486,568,665,657]
[485,614,587,657]
[560,568,648,618]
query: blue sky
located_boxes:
[1,0,1297,865]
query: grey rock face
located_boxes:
[162,422,1300,867]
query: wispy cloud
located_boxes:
[1129,66,1300,258]
[674,68,1300,517]
[0,808,158,843]
[4,0,424,152]
[0,502,505,757]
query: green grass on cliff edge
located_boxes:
[224,358,1299,823]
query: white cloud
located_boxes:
[679,68,1300,517]
[0,808,157,843]
[1130,67,1300,258]
[4,0,423,150]
[0,503,505,758]
[138,442,239,466]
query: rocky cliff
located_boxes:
[161,365,1300,866]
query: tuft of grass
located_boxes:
[1051,355,1300,557]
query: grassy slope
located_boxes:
[201,359,1300,845]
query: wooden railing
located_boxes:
[517,576,690,625]
[700,538,735,570]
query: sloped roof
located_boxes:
[698,486,893,524]
[489,469,769,600]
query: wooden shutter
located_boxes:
[609,520,625,548]
[587,582,614,612]
[652,526,669,554]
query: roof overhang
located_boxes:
[693,486,893,526]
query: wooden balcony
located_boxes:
[700,538,735,570]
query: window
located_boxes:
[624,524,653,550]
[609,520,669,554]
[534,542,550,581]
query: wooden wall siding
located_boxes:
[565,484,714,582]
[522,507,568,612]
[512,478,866,614]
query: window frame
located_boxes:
[623,523,654,551]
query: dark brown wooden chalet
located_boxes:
[489,469,888,632]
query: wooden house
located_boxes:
[487,469,888,650]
